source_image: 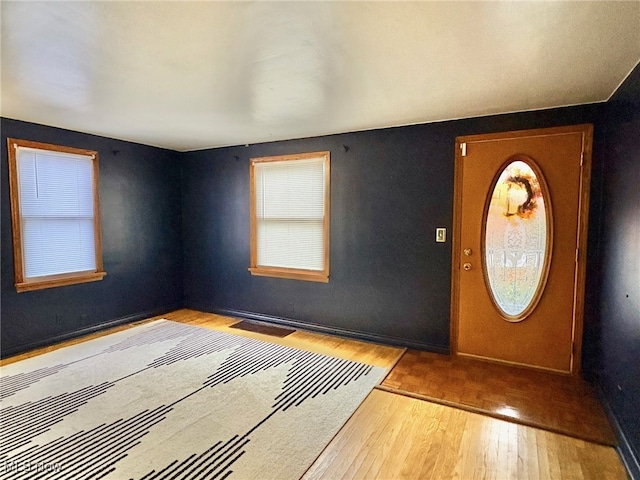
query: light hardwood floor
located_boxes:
[303,390,626,480]
[0,309,628,479]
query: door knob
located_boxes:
[463,248,472,256]
[463,262,472,271]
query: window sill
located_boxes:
[16,271,107,293]
[248,267,329,283]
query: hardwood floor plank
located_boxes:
[398,403,440,479]
[536,429,552,479]
[546,429,565,479]
[518,423,541,480]
[425,405,463,480]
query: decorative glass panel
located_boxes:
[484,159,550,320]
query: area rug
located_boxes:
[0,320,386,479]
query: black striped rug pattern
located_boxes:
[0,321,384,479]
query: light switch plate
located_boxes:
[436,227,446,243]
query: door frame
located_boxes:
[450,125,593,376]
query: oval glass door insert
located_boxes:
[484,158,552,321]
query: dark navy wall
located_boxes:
[1,118,184,356]
[181,105,604,352]
[598,64,640,478]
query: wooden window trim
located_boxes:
[249,151,330,283]
[7,138,106,293]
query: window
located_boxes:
[7,138,106,292]
[249,151,330,282]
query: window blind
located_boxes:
[255,157,325,271]
[16,147,96,278]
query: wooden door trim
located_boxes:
[570,124,593,375]
[453,124,593,144]
[449,139,465,358]
[450,124,593,376]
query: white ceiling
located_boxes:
[2,1,639,152]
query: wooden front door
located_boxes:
[452,125,593,374]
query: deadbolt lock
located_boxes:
[463,248,472,256]
[463,262,472,271]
